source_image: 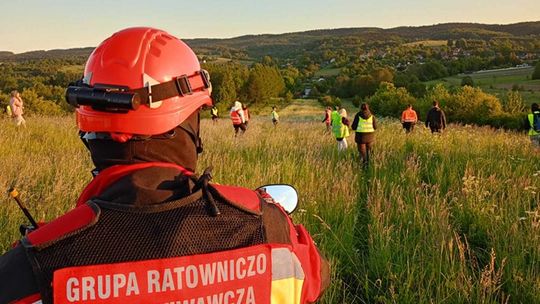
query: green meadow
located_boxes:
[0,108,539,303]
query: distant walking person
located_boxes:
[425,101,446,133]
[401,104,418,133]
[525,103,540,148]
[211,106,219,123]
[352,103,377,167]
[322,106,332,133]
[9,90,26,127]
[271,106,279,127]
[331,107,350,151]
[230,101,246,136]
[242,104,251,127]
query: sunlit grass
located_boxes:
[0,113,539,303]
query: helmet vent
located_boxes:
[149,47,161,57]
[155,36,167,45]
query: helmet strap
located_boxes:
[179,112,203,154]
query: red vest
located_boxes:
[16,163,327,304]
[230,110,242,125]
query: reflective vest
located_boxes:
[331,111,349,138]
[356,116,375,133]
[529,112,540,136]
[15,163,328,304]
[401,109,417,123]
[231,110,242,125]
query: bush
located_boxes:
[318,95,342,108]
[368,82,416,118]
[352,95,362,107]
[445,86,502,124]
[21,89,64,116]
[486,112,526,130]
[532,61,540,80]
[461,76,475,87]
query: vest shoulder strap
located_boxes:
[24,203,100,249]
[211,184,262,214]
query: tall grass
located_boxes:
[0,113,539,303]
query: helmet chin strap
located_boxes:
[179,112,203,154]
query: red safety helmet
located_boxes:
[71,27,212,136]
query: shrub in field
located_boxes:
[417,83,452,118]
[485,112,526,130]
[318,95,342,108]
[461,76,475,87]
[368,82,416,118]
[445,86,503,124]
[532,61,540,80]
[502,90,526,114]
[20,88,64,116]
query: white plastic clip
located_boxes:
[143,73,162,109]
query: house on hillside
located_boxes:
[302,88,312,98]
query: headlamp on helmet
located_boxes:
[66,70,211,113]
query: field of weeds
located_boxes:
[0,112,539,303]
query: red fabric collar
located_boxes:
[76,162,193,206]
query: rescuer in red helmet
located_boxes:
[0,27,329,304]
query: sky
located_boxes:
[1,0,539,53]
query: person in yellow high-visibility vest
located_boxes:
[351,103,377,167]
[525,103,540,148]
[331,107,350,151]
[210,106,219,124]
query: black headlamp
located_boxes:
[66,84,141,112]
[65,69,212,113]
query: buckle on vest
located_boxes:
[175,75,193,96]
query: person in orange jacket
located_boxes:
[230,100,247,136]
[401,104,418,133]
[0,27,329,304]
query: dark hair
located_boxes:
[532,103,539,112]
[408,104,412,108]
[433,101,439,107]
[360,103,370,111]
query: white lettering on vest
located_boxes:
[236,287,245,304]
[126,272,140,296]
[206,292,224,304]
[66,278,79,302]
[173,266,185,290]
[256,254,266,275]
[162,269,175,292]
[200,262,217,286]
[81,276,96,301]
[112,274,126,298]
[97,275,111,299]
[217,261,228,283]
[236,258,246,280]
[245,286,255,304]
[223,290,235,304]
[148,270,160,293]
[246,256,256,277]
[186,265,199,288]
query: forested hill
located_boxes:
[1,21,539,61]
[188,21,540,48]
